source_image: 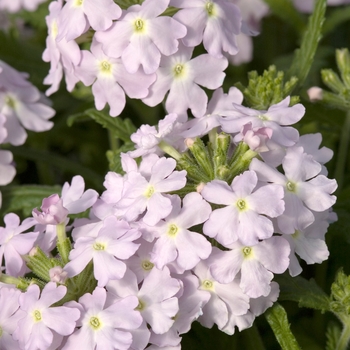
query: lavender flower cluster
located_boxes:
[0,92,337,349]
[0,0,340,349]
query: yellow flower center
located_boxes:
[93,242,105,251]
[89,316,101,329]
[286,181,296,192]
[167,224,179,237]
[33,310,42,322]
[142,260,154,271]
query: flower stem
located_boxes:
[336,316,350,350]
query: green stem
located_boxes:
[56,223,71,265]
[336,316,350,350]
[241,324,266,350]
[159,140,182,160]
[108,129,119,152]
[334,111,350,192]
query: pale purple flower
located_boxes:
[0,150,16,185]
[56,0,121,42]
[61,175,98,214]
[32,194,69,226]
[13,282,80,350]
[150,273,210,347]
[143,44,228,118]
[0,213,37,277]
[75,39,155,117]
[0,287,23,349]
[181,86,243,138]
[0,60,55,145]
[219,96,305,147]
[295,133,333,175]
[193,253,250,334]
[64,215,141,286]
[129,113,187,158]
[250,147,338,234]
[62,287,142,350]
[201,170,284,246]
[42,0,81,95]
[107,267,181,336]
[172,0,241,58]
[49,266,68,284]
[210,236,290,298]
[95,0,187,74]
[148,192,212,270]
[281,212,330,277]
[116,156,187,225]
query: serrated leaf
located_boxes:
[275,274,331,312]
[287,0,327,92]
[326,322,342,350]
[0,185,61,218]
[265,303,302,350]
[84,109,137,143]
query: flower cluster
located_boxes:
[0,60,55,206]
[43,0,246,118]
[0,85,337,348]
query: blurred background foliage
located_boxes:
[1,0,350,349]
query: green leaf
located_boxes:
[262,0,306,35]
[83,109,137,143]
[275,273,331,312]
[0,185,61,217]
[265,303,302,350]
[326,322,342,350]
[287,0,327,92]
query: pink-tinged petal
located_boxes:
[201,179,236,205]
[65,244,94,277]
[298,176,337,211]
[139,267,180,302]
[37,283,66,308]
[210,250,243,284]
[176,229,212,270]
[267,100,305,125]
[116,66,156,99]
[154,171,187,193]
[283,147,321,182]
[144,193,172,226]
[249,158,286,185]
[240,259,273,298]
[93,251,127,286]
[150,157,177,183]
[190,54,228,88]
[83,0,121,31]
[104,295,142,329]
[199,294,228,330]
[255,236,290,274]
[231,170,257,197]
[237,210,274,245]
[61,326,94,350]
[95,21,133,58]
[43,306,80,335]
[278,192,315,233]
[123,35,160,74]
[148,16,187,56]
[174,7,207,47]
[249,184,285,217]
[175,192,211,228]
[140,0,169,18]
[75,50,99,86]
[142,68,173,107]
[92,78,126,117]
[95,328,132,350]
[203,206,238,246]
[151,236,178,269]
[166,80,207,117]
[143,297,178,334]
[215,281,250,316]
